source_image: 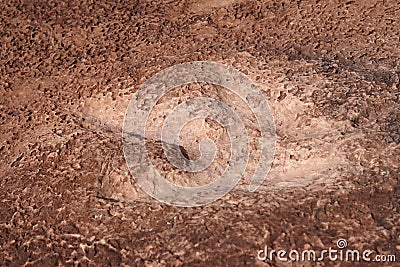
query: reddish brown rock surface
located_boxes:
[1,0,399,266]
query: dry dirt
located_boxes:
[1,0,400,266]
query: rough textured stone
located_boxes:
[1,0,399,266]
